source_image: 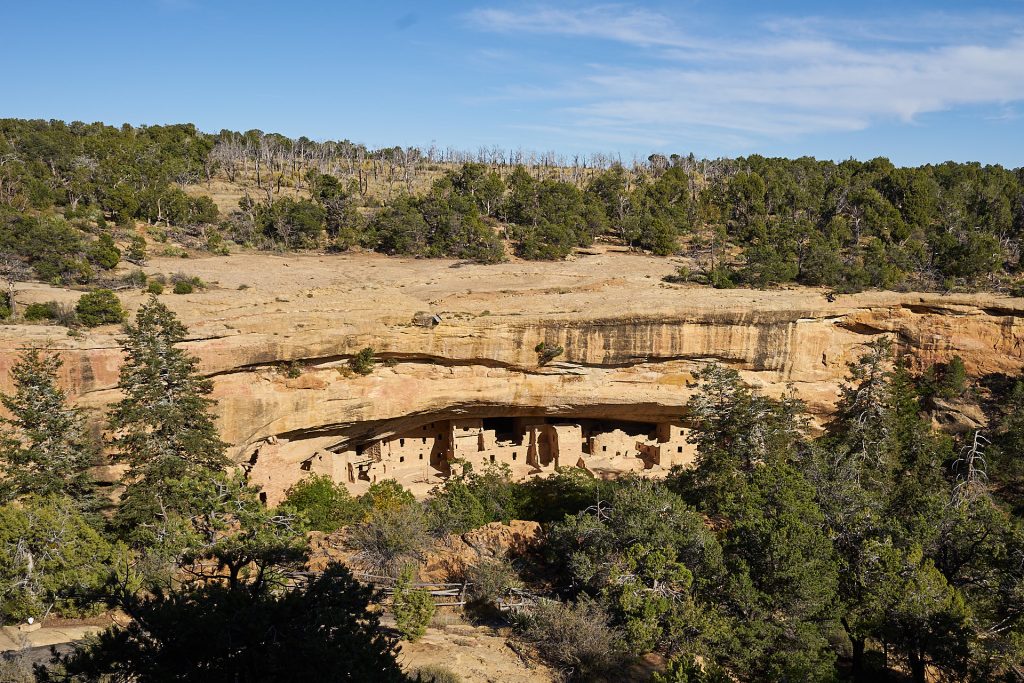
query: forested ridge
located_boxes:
[2,118,1024,295]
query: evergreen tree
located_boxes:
[108,297,228,534]
[38,563,406,683]
[0,348,96,505]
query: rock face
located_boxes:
[2,248,1022,500]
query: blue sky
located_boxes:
[4,1,1024,166]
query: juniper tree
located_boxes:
[108,297,228,534]
[0,348,96,505]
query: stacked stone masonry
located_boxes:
[296,417,695,497]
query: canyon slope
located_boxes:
[2,246,1022,499]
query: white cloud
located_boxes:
[467,5,696,48]
[466,5,1024,149]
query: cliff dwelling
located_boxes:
[247,416,695,502]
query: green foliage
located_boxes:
[307,169,365,248]
[653,655,730,683]
[426,478,488,536]
[919,355,969,401]
[166,471,308,591]
[0,495,113,622]
[0,349,96,504]
[534,341,564,365]
[107,297,228,541]
[37,563,406,682]
[361,479,417,512]
[170,273,204,294]
[0,291,9,320]
[3,120,1024,285]
[392,564,435,642]
[256,197,326,249]
[350,346,377,375]
[146,279,164,295]
[125,234,147,264]
[368,183,505,263]
[0,214,92,284]
[449,461,522,523]
[506,168,606,260]
[75,289,124,327]
[283,474,362,532]
[22,301,59,321]
[86,232,120,270]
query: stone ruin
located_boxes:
[262,416,696,499]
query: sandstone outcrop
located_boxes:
[2,248,1021,500]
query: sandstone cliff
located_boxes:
[2,248,1021,497]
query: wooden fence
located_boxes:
[353,572,542,612]
[355,572,470,607]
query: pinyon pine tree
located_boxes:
[0,348,96,505]
[108,297,228,532]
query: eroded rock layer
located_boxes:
[2,249,1022,500]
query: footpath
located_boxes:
[0,624,101,653]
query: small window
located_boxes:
[399,456,405,463]
[300,460,311,471]
[602,445,607,452]
[512,453,517,461]
[419,453,424,460]
[422,437,427,444]
[400,438,405,447]
[490,454,495,463]
[677,446,683,453]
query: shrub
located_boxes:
[534,342,564,365]
[0,291,11,320]
[0,495,113,620]
[206,230,230,255]
[171,274,205,295]
[663,265,692,284]
[350,346,377,375]
[87,233,121,270]
[411,665,462,683]
[147,280,164,295]
[75,289,125,327]
[23,301,60,321]
[125,269,148,288]
[126,234,147,264]
[466,557,522,608]
[347,504,429,575]
[282,475,361,532]
[514,597,629,680]
[426,480,488,536]
[35,563,407,682]
[0,651,33,683]
[392,565,435,642]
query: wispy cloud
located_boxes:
[468,5,696,48]
[465,5,1024,149]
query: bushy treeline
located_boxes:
[4,118,1024,291]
